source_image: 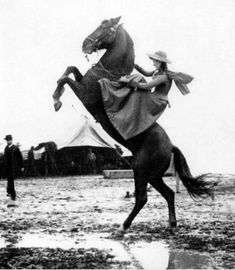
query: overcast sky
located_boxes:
[1,0,235,174]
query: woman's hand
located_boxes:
[130,79,139,88]
[134,64,155,77]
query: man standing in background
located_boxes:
[2,135,23,201]
[87,148,96,175]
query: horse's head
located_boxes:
[82,16,121,54]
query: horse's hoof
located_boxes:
[169,226,178,235]
[54,101,62,111]
[116,224,126,236]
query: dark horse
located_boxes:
[53,16,213,231]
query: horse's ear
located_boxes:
[111,16,121,25]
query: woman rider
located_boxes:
[133,50,172,94]
[99,50,193,140]
[130,50,173,111]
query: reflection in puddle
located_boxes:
[131,241,169,269]
[131,241,211,269]
[0,233,212,269]
[167,250,211,269]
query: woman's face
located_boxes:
[152,59,162,70]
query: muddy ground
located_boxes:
[0,174,234,269]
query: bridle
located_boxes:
[84,23,126,78]
[84,23,120,52]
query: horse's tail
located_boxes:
[172,145,214,199]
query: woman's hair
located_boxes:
[159,62,168,72]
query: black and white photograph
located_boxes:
[0,0,234,269]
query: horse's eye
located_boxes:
[101,23,108,29]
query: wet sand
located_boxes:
[0,174,234,269]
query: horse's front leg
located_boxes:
[53,66,83,111]
[53,82,65,111]
[53,76,85,111]
[61,66,83,82]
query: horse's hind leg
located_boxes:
[53,66,83,111]
[121,168,148,231]
[149,177,177,228]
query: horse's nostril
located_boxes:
[82,44,94,54]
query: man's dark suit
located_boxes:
[2,144,23,199]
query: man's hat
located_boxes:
[4,135,13,141]
[147,50,171,63]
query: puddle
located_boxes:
[18,233,79,250]
[0,233,75,249]
[0,233,212,269]
[167,250,212,269]
[0,233,131,263]
[131,241,169,269]
[80,234,130,261]
[131,241,212,269]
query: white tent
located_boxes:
[58,117,132,157]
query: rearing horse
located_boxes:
[53,16,213,231]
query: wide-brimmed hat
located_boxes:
[4,134,13,141]
[147,50,171,63]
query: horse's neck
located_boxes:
[79,28,135,147]
[99,27,134,75]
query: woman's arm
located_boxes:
[133,74,168,91]
[134,64,154,77]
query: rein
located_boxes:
[88,61,126,81]
[98,61,125,78]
